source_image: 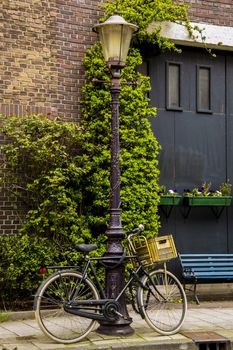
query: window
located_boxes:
[197,65,212,113]
[166,62,182,110]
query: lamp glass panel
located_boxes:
[99,24,134,64]
[120,26,134,63]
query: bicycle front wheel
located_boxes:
[34,270,99,343]
[137,269,187,335]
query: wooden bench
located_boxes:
[179,253,233,304]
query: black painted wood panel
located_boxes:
[149,47,233,256]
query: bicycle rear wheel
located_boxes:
[137,269,187,335]
[34,270,99,343]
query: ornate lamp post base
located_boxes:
[97,209,134,336]
[97,269,134,336]
[97,321,134,336]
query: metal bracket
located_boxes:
[159,205,174,220]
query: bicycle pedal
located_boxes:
[114,310,123,318]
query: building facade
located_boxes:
[1,1,233,255]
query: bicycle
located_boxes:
[34,225,187,344]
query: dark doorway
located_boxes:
[148,47,233,254]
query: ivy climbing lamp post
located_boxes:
[93,13,138,335]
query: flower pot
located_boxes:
[159,195,181,206]
[184,196,232,206]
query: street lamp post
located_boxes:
[93,13,138,336]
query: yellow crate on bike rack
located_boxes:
[129,235,177,267]
[149,235,177,263]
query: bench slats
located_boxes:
[194,271,233,277]
[179,253,233,304]
[182,258,233,262]
[181,254,233,257]
[184,268,233,272]
[182,263,233,267]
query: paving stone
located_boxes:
[1,344,39,350]
[0,328,16,337]
[1,321,38,337]
[32,341,85,349]
[0,302,233,349]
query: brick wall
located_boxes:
[0,0,104,121]
[179,0,233,26]
[55,0,105,120]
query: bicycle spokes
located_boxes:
[35,271,100,343]
[138,269,187,335]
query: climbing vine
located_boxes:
[101,0,217,56]
[81,45,161,236]
[101,0,192,52]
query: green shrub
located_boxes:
[0,116,99,305]
[81,45,161,236]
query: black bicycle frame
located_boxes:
[63,255,147,321]
[63,253,166,322]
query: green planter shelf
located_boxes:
[185,196,232,207]
[159,196,181,206]
[183,196,232,220]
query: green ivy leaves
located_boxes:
[0,115,94,303]
[101,0,190,51]
[81,44,161,236]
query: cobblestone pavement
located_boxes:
[1,301,233,350]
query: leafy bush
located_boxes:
[0,234,60,304]
[81,44,161,236]
[0,116,100,305]
[0,115,89,242]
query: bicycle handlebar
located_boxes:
[132,224,144,233]
[128,224,144,239]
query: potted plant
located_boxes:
[159,185,181,206]
[183,181,232,206]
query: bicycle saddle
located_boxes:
[75,244,97,253]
